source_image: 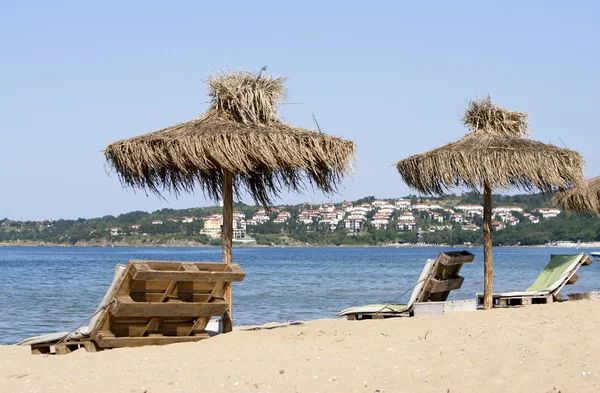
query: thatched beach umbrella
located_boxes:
[397,96,585,309]
[104,69,355,316]
[553,176,600,214]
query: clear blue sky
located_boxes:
[1,1,598,221]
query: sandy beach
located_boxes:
[1,300,599,393]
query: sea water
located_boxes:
[1,246,599,344]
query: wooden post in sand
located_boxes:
[222,169,234,321]
[482,182,494,310]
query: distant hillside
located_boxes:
[1,192,598,247]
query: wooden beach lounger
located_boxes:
[476,253,593,307]
[19,260,246,355]
[337,251,474,320]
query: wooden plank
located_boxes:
[553,292,563,301]
[130,269,245,283]
[582,255,593,266]
[185,281,229,335]
[112,298,229,317]
[96,335,210,349]
[134,262,151,271]
[128,261,231,272]
[161,323,198,336]
[437,251,475,266]
[55,343,84,355]
[180,282,218,291]
[138,264,185,337]
[82,341,99,353]
[566,272,579,285]
[181,263,201,272]
[157,262,227,271]
[425,276,464,294]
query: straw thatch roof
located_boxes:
[104,70,355,207]
[397,96,585,195]
[553,176,600,214]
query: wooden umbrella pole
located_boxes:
[222,169,234,322]
[483,182,494,310]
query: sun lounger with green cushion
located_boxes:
[476,253,593,306]
[338,251,474,320]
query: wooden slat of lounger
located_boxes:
[96,335,210,349]
[186,281,230,334]
[129,260,229,271]
[119,322,198,337]
[140,264,211,334]
[425,277,464,293]
[566,272,579,285]
[437,251,475,266]
[135,263,185,337]
[113,297,229,317]
[418,253,469,302]
[130,263,245,282]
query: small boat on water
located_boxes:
[591,252,600,262]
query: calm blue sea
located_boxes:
[1,246,599,345]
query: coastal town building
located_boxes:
[523,213,540,224]
[107,227,122,235]
[394,199,411,210]
[252,209,271,224]
[398,211,415,222]
[493,206,524,214]
[371,200,386,208]
[273,211,291,224]
[203,214,223,237]
[413,202,441,211]
[454,204,484,216]
[492,221,506,230]
[371,216,390,229]
[343,217,365,232]
[534,208,562,219]
[396,220,416,231]
[360,203,374,211]
[451,212,466,223]
[428,211,444,223]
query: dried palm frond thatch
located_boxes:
[397,134,584,196]
[553,176,600,214]
[462,95,529,136]
[104,70,355,207]
[397,97,584,195]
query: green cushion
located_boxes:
[526,254,581,292]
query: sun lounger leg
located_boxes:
[222,311,233,333]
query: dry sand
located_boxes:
[2,300,600,393]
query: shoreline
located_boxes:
[2,240,600,249]
[3,300,600,392]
